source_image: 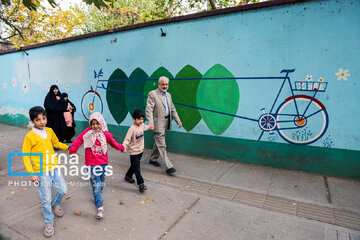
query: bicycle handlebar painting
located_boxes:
[81,65,328,145]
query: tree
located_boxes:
[75,0,260,34]
[0,0,110,43]
[74,0,167,33]
[0,0,86,47]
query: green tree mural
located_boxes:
[169,65,202,131]
[125,67,149,118]
[196,64,239,135]
[106,68,128,124]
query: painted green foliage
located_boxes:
[125,67,149,117]
[106,68,128,124]
[143,67,174,107]
[196,64,240,135]
[169,65,202,131]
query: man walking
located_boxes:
[145,76,182,175]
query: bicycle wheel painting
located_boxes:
[276,95,329,145]
[81,90,103,120]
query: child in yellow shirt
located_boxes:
[22,106,69,237]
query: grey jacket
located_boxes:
[145,89,180,133]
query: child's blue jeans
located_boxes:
[89,164,107,208]
[37,168,67,224]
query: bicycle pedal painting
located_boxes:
[81,65,329,146]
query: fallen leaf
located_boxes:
[65,195,71,199]
[150,213,153,216]
[131,228,135,231]
[163,218,167,221]
[254,170,256,174]
[145,199,154,203]
[11,191,14,194]
[119,200,124,205]
[140,201,144,204]
[185,210,189,213]
[74,211,81,215]
[292,203,297,206]
[216,160,220,162]
[164,232,168,235]
[10,188,14,190]
[112,190,115,193]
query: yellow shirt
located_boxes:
[22,127,69,174]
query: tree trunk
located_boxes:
[208,0,216,10]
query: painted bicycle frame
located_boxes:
[81,69,329,145]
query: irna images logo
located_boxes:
[8,150,43,176]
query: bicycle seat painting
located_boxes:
[81,65,328,146]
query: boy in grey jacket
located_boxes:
[123,109,154,192]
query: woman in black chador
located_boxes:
[61,92,76,143]
[44,85,68,142]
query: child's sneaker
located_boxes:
[44,222,54,237]
[52,205,64,217]
[96,207,104,219]
[139,184,147,193]
[125,176,135,184]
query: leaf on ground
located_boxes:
[74,211,81,215]
[119,200,124,205]
[131,228,135,231]
[140,201,144,204]
[163,218,167,221]
[65,195,71,199]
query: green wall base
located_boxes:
[74,121,360,179]
[0,114,29,126]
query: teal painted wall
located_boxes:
[0,0,359,178]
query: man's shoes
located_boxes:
[166,168,176,175]
[125,176,135,184]
[139,184,147,193]
[149,160,161,167]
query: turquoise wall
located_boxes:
[0,0,359,178]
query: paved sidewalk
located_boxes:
[1,124,360,239]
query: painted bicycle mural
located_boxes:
[81,65,329,145]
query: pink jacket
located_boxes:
[69,127,124,166]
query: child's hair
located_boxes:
[132,109,144,119]
[29,106,46,121]
[61,92,68,98]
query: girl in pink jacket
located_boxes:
[69,112,124,219]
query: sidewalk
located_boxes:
[1,123,360,239]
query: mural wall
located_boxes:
[0,0,359,178]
